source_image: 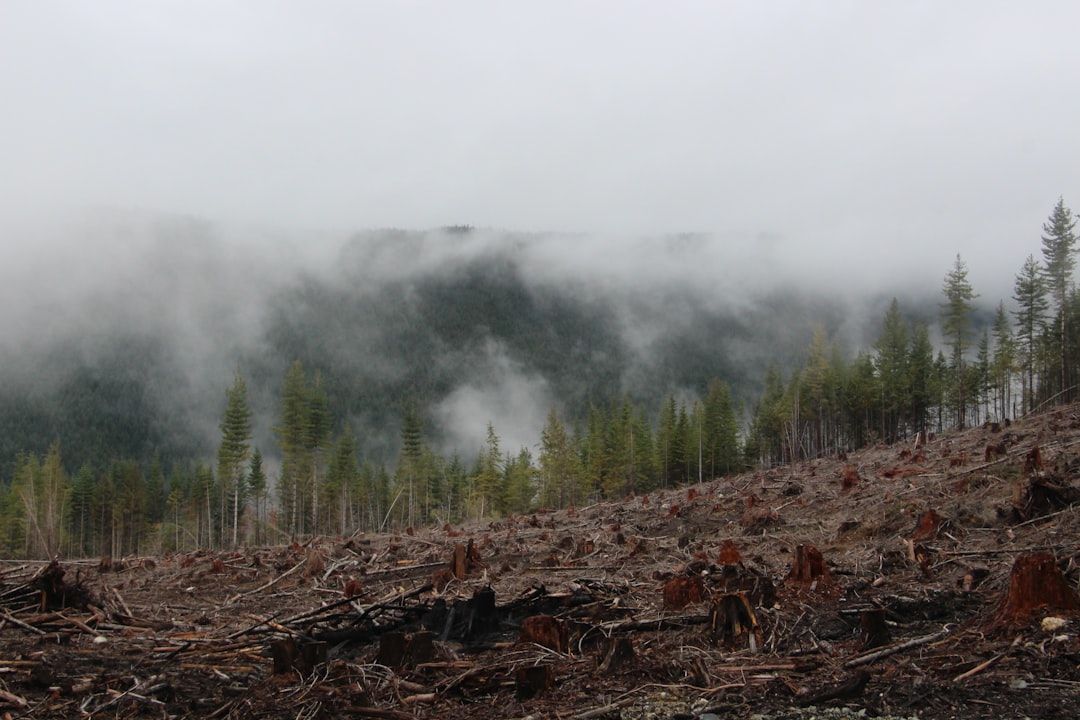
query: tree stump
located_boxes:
[788,544,831,586]
[710,592,762,651]
[718,539,741,565]
[859,608,890,649]
[405,630,436,666]
[451,543,468,580]
[663,575,705,611]
[840,465,861,490]
[597,636,634,674]
[910,510,946,540]
[377,631,408,669]
[518,615,568,653]
[992,552,1080,631]
[515,665,554,700]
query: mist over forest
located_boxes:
[0,207,970,479]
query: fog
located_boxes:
[1,2,1079,464]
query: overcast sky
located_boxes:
[2,1,1079,293]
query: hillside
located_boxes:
[2,404,1080,718]
[0,217,959,478]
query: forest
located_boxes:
[0,199,1077,559]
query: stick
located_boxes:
[953,635,1022,683]
[844,628,950,668]
[0,610,46,636]
[572,698,637,719]
[232,559,305,601]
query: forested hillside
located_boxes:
[0,201,1077,558]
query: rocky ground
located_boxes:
[3,407,1080,719]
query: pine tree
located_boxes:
[69,462,95,556]
[908,322,936,436]
[1041,198,1077,401]
[940,254,978,428]
[327,427,359,534]
[539,406,582,508]
[874,299,910,442]
[247,449,267,544]
[217,374,253,547]
[703,379,740,477]
[275,361,310,536]
[397,402,424,529]
[1013,254,1050,412]
[990,302,1016,419]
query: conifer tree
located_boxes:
[218,374,253,547]
[990,302,1016,419]
[248,449,267,544]
[1013,254,1050,412]
[539,406,581,507]
[874,299,910,442]
[1040,198,1077,401]
[908,322,936,436]
[940,254,978,428]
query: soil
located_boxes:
[4,407,1080,719]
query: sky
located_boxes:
[2,1,1079,293]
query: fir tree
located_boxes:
[1040,198,1077,401]
[217,374,253,547]
[1013,254,1049,412]
[940,254,978,428]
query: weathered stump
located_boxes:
[788,544,831,586]
[663,575,705,611]
[515,665,555,700]
[597,636,634,674]
[710,592,762,651]
[859,608,890,649]
[377,631,408,669]
[992,552,1080,630]
[718,539,741,565]
[518,615,568,653]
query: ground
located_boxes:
[3,407,1080,719]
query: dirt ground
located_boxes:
[4,407,1080,719]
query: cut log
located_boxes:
[991,552,1080,631]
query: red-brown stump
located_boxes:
[518,615,569,653]
[991,552,1080,631]
[788,544,831,586]
[663,575,705,611]
[718,539,741,566]
[910,510,946,540]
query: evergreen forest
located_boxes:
[2,200,1079,558]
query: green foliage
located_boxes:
[941,254,978,427]
[1013,254,1049,412]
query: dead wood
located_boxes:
[709,592,762,651]
[991,552,1080,631]
[796,670,870,707]
[788,544,831,586]
[518,615,568,653]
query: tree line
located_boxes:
[1,199,1077,557]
